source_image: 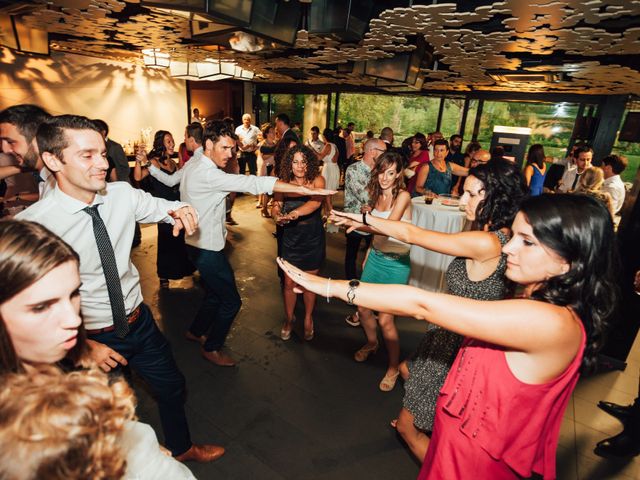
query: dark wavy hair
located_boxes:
[149,130,172,160]
[278,145,320,183]
[520,194,619,373]
[468,159,527,231]
[367,151,406,206]
[413,132,428,151]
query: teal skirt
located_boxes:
[361,248,411,285]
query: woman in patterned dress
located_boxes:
[331,159,527,460]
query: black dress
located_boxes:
[148,164,195,280]
[281,196,325,271]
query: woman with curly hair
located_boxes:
[332,159,528,453]
[272,145,326,341]
[284,192,618,479]
[335,151,412,391]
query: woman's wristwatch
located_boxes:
[362,211,368,225]
[347,279,360,305]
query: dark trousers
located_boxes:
[187,246,241,351]
[345,231,372,279]
[238,152,257,176]
[88,304,191,456]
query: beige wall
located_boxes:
[0,48,188,146]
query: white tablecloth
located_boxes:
[409,197,468,293]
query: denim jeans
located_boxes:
[88,304,191,456]
[187,246,241,352]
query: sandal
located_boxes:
[354,341,379,362]
[304,327,314,341]
[280,316,295,341]
[379,370,400,392]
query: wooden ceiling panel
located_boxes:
[5,0,638,93]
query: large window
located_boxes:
[339,93,441,140]
[440,98,465,139]
[476,101,579,162]
[612,101,640,183]
[263,94,328,143]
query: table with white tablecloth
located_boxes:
[408,197,468,292]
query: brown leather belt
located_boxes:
[86,305,142,335]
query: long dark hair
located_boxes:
[149,130,172,160]
[278,145,320,183]
[0,220,87,374]
[367,151,406,206]
[520,194,619,373]
[469,159,527,231]
[526,144,545,169]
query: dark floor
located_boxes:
[131,194,426,479]
[131,194,640,480]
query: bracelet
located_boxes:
[362,211,368,225]
[326,278,331,303]
[346,279,360,305]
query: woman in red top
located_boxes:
[277,194,618,479]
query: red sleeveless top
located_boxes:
[419,315,585,480]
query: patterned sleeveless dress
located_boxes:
[403,230,510,431]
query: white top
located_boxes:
[320,143,337,164]
[122,421,196,480]
[39,166,55,198]
[602,174,626,214]
[180,153,277,251]
[148,146,203,188]
[306,138,324,154]
[17,183,184,330]
[235,124,261,152]
[371,208,411,255]
[557,165,582,192]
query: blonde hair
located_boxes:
[575,167,604,193]
[0,366,136,480]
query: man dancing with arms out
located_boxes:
[179,120,334,366]
[18,115,224,464]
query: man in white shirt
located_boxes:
[306,126,324,155]
[557,146,593,192]
[0,104,55,199]
[17,114,224,464]
[235,113,261,176]
[601,154,628,214]
[179,121,333,366]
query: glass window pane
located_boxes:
[440,98,465,139]
[477,101,579,163]
[612,100,640,183]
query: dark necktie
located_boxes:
[570,171,582,190]
[32,171,44,183]
[83,205,129,337]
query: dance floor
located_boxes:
[131,193,640,480]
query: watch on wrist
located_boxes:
[347,279,360,305]
[362,211,368,225]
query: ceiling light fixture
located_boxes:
[142,48,170,68]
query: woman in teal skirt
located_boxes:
[347,151,412,392]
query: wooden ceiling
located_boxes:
[2,0,640,94]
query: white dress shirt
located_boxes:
[39,166,55,198]
[180,153,277,251]
[557,165,581,193]
[235,124,261,153]
[17,183,185,330]
[602,174,626,213]
[148,146,203,188]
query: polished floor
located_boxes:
[131,194,640,480]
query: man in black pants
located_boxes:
[342,138,385,326]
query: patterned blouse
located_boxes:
[344,160,371,213]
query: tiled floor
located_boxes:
[131,193,639,479]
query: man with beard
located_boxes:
[0,104,53,198]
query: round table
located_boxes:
[409,197,468,293]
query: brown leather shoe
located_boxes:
[175,443,225,463]
[201,348,236,367]
[185,331,206,345]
